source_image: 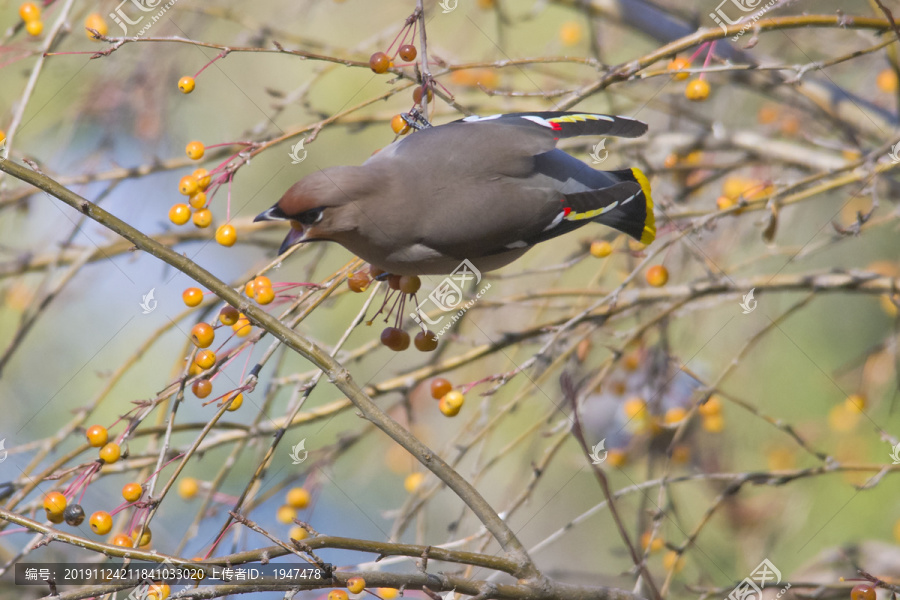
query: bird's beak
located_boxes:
[254,205,288,222]
[255,204,307,255]
[278,224,307,255]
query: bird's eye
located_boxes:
[297,208,324,225]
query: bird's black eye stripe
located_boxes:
[297,207,324,225]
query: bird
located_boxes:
[255,111,654,276]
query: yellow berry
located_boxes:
[606,448,627,467]
[622,397,646,420]
[132,527,152,547]
[193,168,211,190]
[439,390,464,417]
[378,589,399,599]
[148,582,170,600]
[111,533,133,547]
[702,414,725,433]
[845,394,866,413]
[877,68,899,93]
[185,141,205,160]
[192,208,212,228]
[25,19,43,36]
[225,391,243,411]
[19,2,40,21]
[289,525,309,541]
[99,442,121,464]
[215,224,237,247]
[178,76,195,93]
[84,13,108,38]
[559,21,583,46]
[89,511,113,535]
[664,407,687,425]
[122,482,143,503]
[697,395,721,417]
[255,285,275,305]
[232,315,252,337]
[190,322,215,348]
[277,505,297,524]
[404,472,425,493]
[179,477,199,500]
[169,203,191,225]
[219,306,240,326]
[589,240,612,258]
[179,175,199,196]
[685,79,710,101]
[195,349,216,370]
[646,265,669,287]
[43,492,67,518]
[667,57,691,80]
[347,577,366,594]
[330,591,349,600]
[182,287,204,307]
[86,424,108,447]
[641,531,664,553]
[286,487,310,509]
[663,550,685,573]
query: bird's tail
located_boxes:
[594,167,655,245]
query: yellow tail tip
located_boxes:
[632,167,655,244]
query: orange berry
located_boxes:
[663,550,685,573]
[179,175,199,196]
[193,168,211,190]
[412,85,433,105]
[369,52,390,74]
[182,287,204,307]
[190,322,215,348]
[716,196,736,211]
[685,79,710,101]
[667,57,691,80]
[398,44,417,62]
[148,582,170,600]
[86,424,108,447]
[347,577,366,594]
[178,76,195,93]
[122,482,143,502]
[590,240,612,258]
[219,306,240,325]
[697,395,722,417]
[641,531,664,553]
[89,511,113,535]
[276,505,297,524]
[851,585,876,600]
[702,414,725,433]
[178,477,199,499]
[664,407,687,425]
[84,13,108,38]
[19,2,40,21]
[330,591,350,600]
[877,69,899,93]
[233,315,252,337]
[99,442,121,464]
[253,275,272,289]
[225,391,243,411]
[348,271,371,292]
[111,533,133,547]
[192,378,212,398]
[25,19,42,36]
[559,21,583,46]
[391,114,410,135]
[439,391,464,417]
[192,208,212,228]
[378,589,399,600]
[606,448,627,467]
[757,104,780,125]
[431,378,452,400]
[623,397,646,420]
[646,265,669,287]
[244,280,257,298]
[195,349,216,370]
[286,487,310,509]
[185,141,205,160]
[43,492,67,517]
[169,203,191,225]
[215,224,237,246]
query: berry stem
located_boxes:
[687,41,710,64]
[193,50,230,79]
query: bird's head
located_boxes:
[255,168,361,254]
